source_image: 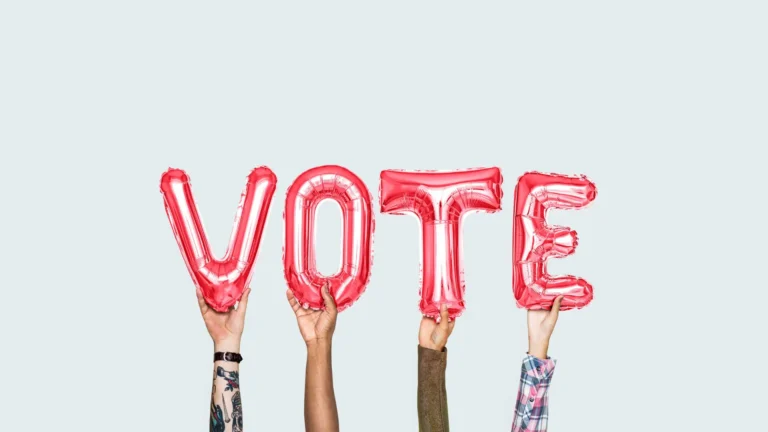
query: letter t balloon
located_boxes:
[160,167,277,312]
[379,168,503,319]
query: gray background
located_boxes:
[1,1,766,431]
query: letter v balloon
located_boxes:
[160,167,277,312]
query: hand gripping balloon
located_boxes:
[379,168,503,319]
[160,167,277,312]
[513,172,597,311]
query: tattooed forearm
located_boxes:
[210,366,242,432]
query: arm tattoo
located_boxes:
[222,394,231,423]
[217,366,240,392]
[210,397,226,432]
[231,391,243,432]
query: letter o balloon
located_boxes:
[283,165,374,312]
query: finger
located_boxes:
[235,288,251,316]
[438,304,450,331]
[320,282,337,316]
[286,289,300,313]
[196,287,210,315]
[547,296,564,325]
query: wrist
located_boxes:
[306,338,332,352]
[419,342,444,352]
[214,339,241,353]
[528,339,549,360]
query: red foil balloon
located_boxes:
[284,165,374,312]
[513,172,597,311]
[160,167,277,312]
[379,168,503,319]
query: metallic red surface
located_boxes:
[284,165,374,312]
[513,172,597,311]
[160,167,277,312]
[380,168,503,319]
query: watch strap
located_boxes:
[214,352,243,363]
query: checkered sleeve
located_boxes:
[511,355,556,432]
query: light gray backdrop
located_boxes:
[1,1,765,431]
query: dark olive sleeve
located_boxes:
[417,345,449,432]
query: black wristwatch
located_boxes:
[214,352,243,363]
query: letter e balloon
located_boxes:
[513,172,597,311]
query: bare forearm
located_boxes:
[210,342,243,432]
[528,337,549,360]
[304,340,338,432]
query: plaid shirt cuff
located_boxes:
[511,355,556,432]
[522,354,556,382]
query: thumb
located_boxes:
[196,287,210,315]
[546,296,564,325]
[235,288,252,316]
[320,282,337,316]
[438,304,451,332]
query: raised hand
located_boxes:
[418,304,455,351]
[196,287,251,352]
[527,295,564,359]
[286,282,338,346]
[288,283,340,432]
